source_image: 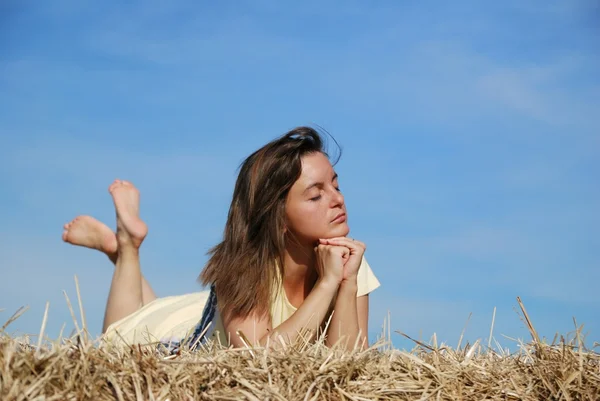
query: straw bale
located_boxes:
[1,299,598,400]
[1,331,598,400]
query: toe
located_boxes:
[109,180,120,192]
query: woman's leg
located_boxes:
[101,179,149,332]
[62,216,157,305]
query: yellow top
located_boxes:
[104,257,380,346]
[270,256,381,328]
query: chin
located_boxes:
[326,224,350,239]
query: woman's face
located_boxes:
[285,152,349,244]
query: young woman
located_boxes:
[62,127,380,349]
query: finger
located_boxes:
[329,243,353,255]
[320,237,364,245]
[316,244,345,258]
[319,237,366,251]
[336,247,350,260]
[317,243,349,258]
[319,237,350,242]
[320,238,359,248]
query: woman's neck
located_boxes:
[282,241,318,297]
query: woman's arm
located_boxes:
[224,277,339,348]
[319,237,369,350]
[325,278,363,350]
[356,294,370,344]
[223,245,346,348]
[325,278,371,350]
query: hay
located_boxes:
[1,302,599,400]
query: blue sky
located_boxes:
[1,0,598,350]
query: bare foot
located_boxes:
[108,179,148,248]
[62,216,118,259]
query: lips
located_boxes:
[331,213,347,223]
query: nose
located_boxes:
[330,186,344,207]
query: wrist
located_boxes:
[341,273,358,285]
[339,278,358,293]
[317,276,340,293]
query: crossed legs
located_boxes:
[62,180,157,333]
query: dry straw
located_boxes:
[1,285,598,400]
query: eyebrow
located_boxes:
[303,173,338,194]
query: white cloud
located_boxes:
[476,57,600,128]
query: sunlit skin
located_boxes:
[285,152,350,245]
[283,152,367,285]
[282,152,351,306]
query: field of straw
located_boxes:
[1,295,599,400]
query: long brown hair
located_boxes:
[199,126,338,321]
